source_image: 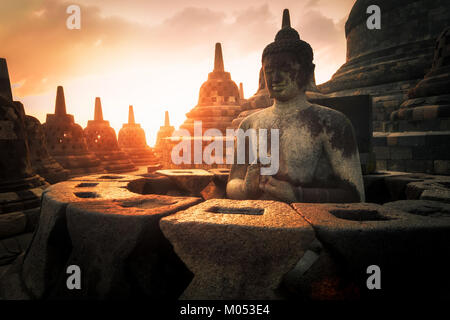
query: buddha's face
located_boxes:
[263,52,302,102]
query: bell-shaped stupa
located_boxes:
[382,27,450,174]
[43,86,104,176]
[25,115,69,184]
[180,43,242,135]
[84,98,137,173]
[0,58,48,246]
[118,105,159,166]
[155,110,175,154]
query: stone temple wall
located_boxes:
[318,0,450,175]
[318,0,450,132]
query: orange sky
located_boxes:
[0,0,355,146]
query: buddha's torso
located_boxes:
[242,104,341,188]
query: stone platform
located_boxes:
[292,202,450,299]
[0,175,201,299]
[160,199,316,299]
[1,169,450,300]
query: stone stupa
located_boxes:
[0,58,48,264]
[43,86,104,176]
[24,115,69,184]
[318,0,450,132]
[83,98,137,173]
[376,26,450,174]
[180,43,242,135]
[118,105,159,166]
[155,110,175,156]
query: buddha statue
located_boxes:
[226,9,365,203]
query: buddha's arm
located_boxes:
[226,163,247,199]
[227,162,262,200]
[319,118,365,202]
[226,119,263,200]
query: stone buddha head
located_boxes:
[262,10,315,102]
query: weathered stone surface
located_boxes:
[0,58,48,259]
[157,169,214,196]
[199,181,226,200]
[0,211,27,239]
[0,254,31,299]
[309,96,372,153]
[318,0,450,126]
[208,168,230,185]
[25,115,69,184]
[147,164,162,173]
[158,135,233,170]
[309,95,375,174]
[160,199,316,299]
[84,98,136,173]
[68,173,139,183]
[0,233,33,266]
[381,27,450,174]
[126,174,181,196]
[197,169,230,199]
[406,178,450,202]
[293,202,450,298]
[227,10,365,203]
[363,171,411,203]
[383,200,450,217]
[281,239,360,300]
[0,176,201,299]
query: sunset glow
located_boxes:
[1,0,355,145]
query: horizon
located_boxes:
[1,0,355,145]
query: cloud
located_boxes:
[0,0,150,94]
[0,0,351,96]
[0,1,279,96]
[293,9,347,83]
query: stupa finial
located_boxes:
[214,43,225,72]
[164,110,170,126]
[128,105,135,124]
[282,9,291,29]
[55,86,67,116]
[0,58,12,101]
[94,97,103,121]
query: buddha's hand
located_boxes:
[259,176,298,203]
[244,164,261,198]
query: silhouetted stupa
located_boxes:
[0,58,48,249]
[118,105,159,166]
[84,98,136,173]
[180,43,242,135]
[155,110,175,156]
[43,86,103,176]
[25,115,69,184]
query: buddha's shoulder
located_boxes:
[239,106,275,128]
[303,103,353,129]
